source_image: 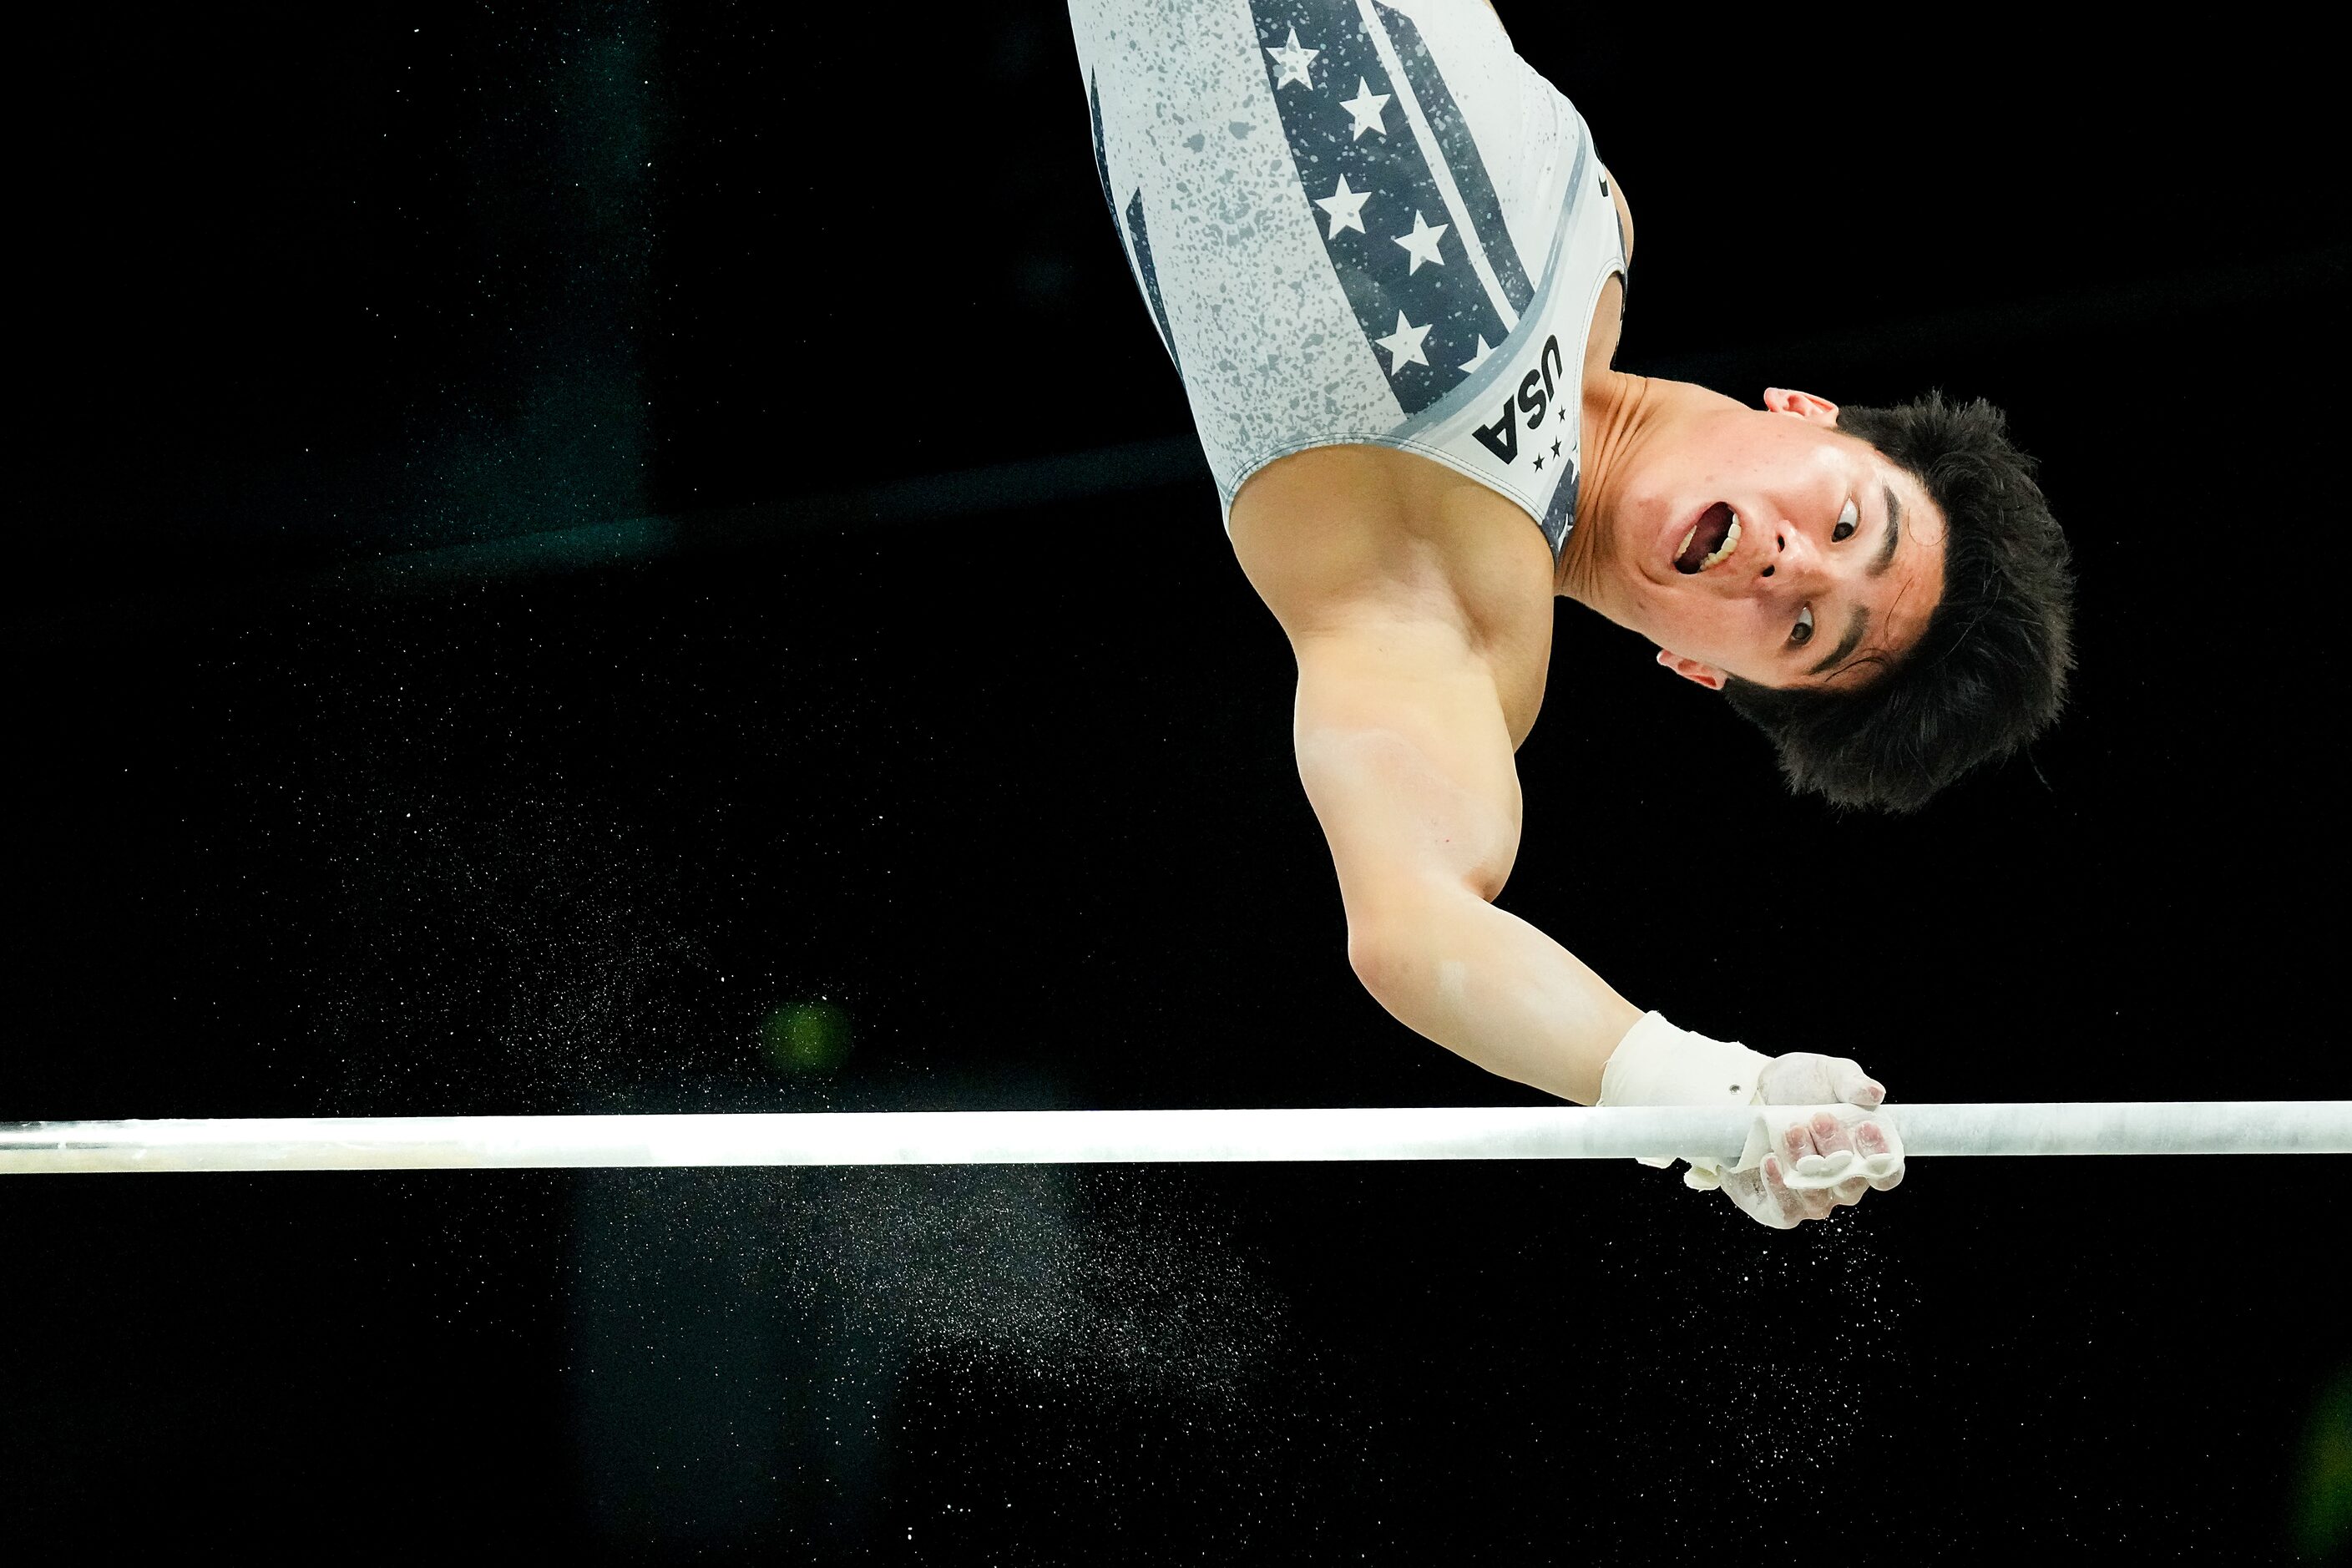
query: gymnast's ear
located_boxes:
[1762,387,1841,427]
[1655,649,1728,691]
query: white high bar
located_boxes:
[2,1101,2346,1174]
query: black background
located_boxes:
[8,3,2349,1561]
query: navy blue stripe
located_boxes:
[1372,2,1532,315]
[1124,189,1181,375]
[1539,462,1579,554]
[1248,0,1506,414]
[1088,73,1115,219]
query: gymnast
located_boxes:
[1067,0,2072,1227]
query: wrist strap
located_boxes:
[1597,1011,1772,1179]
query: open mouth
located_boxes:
[1673,503,1741,574]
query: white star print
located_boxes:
[1338,78,1391,139]
[1315,174,1372,238]
[1373,311,1431,372]
[1459,335,1495,374]
[1393,210,1449,273]
[1265,26,1318,89]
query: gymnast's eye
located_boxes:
[1791,604,1815,647]
[1834,498,1858,541]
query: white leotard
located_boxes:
[1070,0,1627,555]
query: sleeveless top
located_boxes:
[1071,0,1627,556]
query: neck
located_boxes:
[1557,368,1662,605]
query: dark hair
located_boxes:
[1722,392,2074,812]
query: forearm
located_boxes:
[1349,886,1642,1105]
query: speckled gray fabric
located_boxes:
[1072,0,1625,555]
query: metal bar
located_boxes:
[2,1102,2346,1175]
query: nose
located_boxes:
[1758,522,1828,590]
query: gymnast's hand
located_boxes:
[1714,1052,1906,1230]
[1596,1014,1905,1228]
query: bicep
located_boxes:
[1289,618,1525,925]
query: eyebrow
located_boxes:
[1804,483,1903,677]
[1870,483,1903,577]
[1806,605,1869,677]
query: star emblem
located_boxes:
[1265,26,1318,89]
[1373,311,1431,372]
[1339,78,1391,139]
[1393,209,1449,273]
[1551,438,1562,458]
[1459,335,1495,374]
[1315,174,1371,238]
[1534,454,1545,471]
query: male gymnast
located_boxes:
[1067,0,2074,1226]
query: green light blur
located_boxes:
[761,1002,851,1075]
[2294,1362,2352,1561]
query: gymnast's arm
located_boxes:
[1234,474,1902,1220]
[1279,615,1906,1222]
[1284,609,1641,1106]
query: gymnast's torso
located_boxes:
[1070,0,1629,565]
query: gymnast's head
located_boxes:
[1567,384,2074,812]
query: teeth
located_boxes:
[1701,511,1742,569]
[1676,525,1697,559]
